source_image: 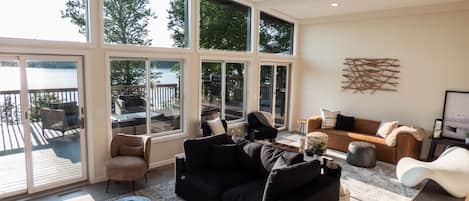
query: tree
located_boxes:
[62,0,156,86]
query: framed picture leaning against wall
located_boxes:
[442,91,469,140]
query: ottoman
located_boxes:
[346,141,376,168]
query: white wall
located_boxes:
[296,9,469,156]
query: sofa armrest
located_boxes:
[396,133,422,162]
[306,115,322,132]
[175,153,186,181]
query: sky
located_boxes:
[0,0,175,47]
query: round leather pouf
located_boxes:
[346,141,376,168]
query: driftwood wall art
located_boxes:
[342,58,400,94]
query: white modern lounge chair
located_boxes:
[396,146,469,198]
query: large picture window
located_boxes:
[201,61,246,122]
[259,64,289,128]
[259,12,294,55]
[199,0,251,51]
[0,0,88,42]
[110,58,183,136]
[102,0,189,48]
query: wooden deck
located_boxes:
[0,122,82,196]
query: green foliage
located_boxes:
[259,13,294,54]
[110,60,146,86]
[1,97,17,124]
[62,0,156,85]
[305,142,325,156]
[167,0,187,48]
[466,132,469,138]
[103,0,156,45]
[30,94,60,122]
[199,0,250,51]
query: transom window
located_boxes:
[259,12,294,55]
[0,0,89,42]
[201,61,246,122]
[199,0,251,51]
[110,57,183,136]
[103,0,189,48]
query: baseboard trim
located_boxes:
[89,159,174,184]
[150,158,175,170]
[91,175,108,184]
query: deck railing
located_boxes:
[0,84,179,125]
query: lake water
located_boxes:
[0,66,178,91]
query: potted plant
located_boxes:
[465,133,469,144]
[305,142,325,157]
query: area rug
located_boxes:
[109,150,424,201]
[327,149,425,201]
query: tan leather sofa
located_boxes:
[306,116,421,164]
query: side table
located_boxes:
[427,137,469,161]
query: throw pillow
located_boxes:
[335,114,355,131]
[263,160,321,201]
[260,111,274,127]
[238,142,264,173]
[183,134,233,172]
[207,117,226,135]
[320,109,340,129]
[210,144,239,170]
[260,145,285,176]
[376,121,399,138]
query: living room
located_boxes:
[1,0,469,201]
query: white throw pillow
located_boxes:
[376,121,399,138]
[207,117,225,135]
[320,109,340,129]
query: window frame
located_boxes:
[258,62,291,130]
[258,11,296,56]
[100,0,191,49]
[198,0,253,53]
[0,0,90,45]
[106,52,187,138]
[200,59,248,124]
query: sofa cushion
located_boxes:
[238,142,264,176]
[184,170,254,201]
[320,109,340,129]
[259,145,304,177]
[335,114,355,131]
[354,118,381,135]
[222,179,266,201]
[260,145,285,176]
[263,160,321,201]
[207,117,227,135]
[376,121,399,138]
[321,129,387,145]
[184,134,233,172]
[210,144,239,170]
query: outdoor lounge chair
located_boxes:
[40,102,79,138]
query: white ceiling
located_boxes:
[253,0,465,19]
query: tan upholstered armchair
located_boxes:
[105,134,151,192]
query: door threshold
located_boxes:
[4,181,89,201]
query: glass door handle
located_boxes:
[80,118,85,129]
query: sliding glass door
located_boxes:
[259,64,289,129]
[0,55,87,198]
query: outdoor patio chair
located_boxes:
[40,102,79,138]
[115,95,146,115]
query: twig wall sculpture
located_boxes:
[342,58,400,94]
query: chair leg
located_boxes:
[105,179,111,193]
[132,180,136,193]
[144,173,148,184]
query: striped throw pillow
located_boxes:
[320,109,340,129]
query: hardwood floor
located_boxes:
[22,165,174,201]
